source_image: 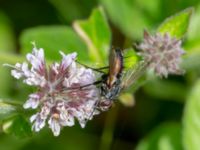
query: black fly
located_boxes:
[76,47,147,102]
[100,47,123,100]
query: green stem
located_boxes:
[0,99,23,106]
[99,105,119,150]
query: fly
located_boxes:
[75,47,147,101]
[100,47,123,100]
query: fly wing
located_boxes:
[121,60,148,90]
[108,48,123,76]
[108,48,116,74]
[106,48,123,87]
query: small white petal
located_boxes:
[11,70,23,79]
[60,51,77,70]
[23,94,40,109]
[15,63,22,68]
[31,114,46,132]
[79,121,86,128]
[63,78,71,87]
[30,114,38,123]
[48,118,61,136]
[37,48,45,61]
[39,120,45,129]
[61,114,75,127]
[21,63,30,76]
[51,63,59,74]
[26,48,45,71]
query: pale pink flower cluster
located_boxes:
[138,31,185,78]
[9,45,101,136]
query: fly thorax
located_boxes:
[101,77,122,100]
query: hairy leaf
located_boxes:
[157,7,193,38]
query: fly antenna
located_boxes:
[76,60,108,73]
[61,80,102,91]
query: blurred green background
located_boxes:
[0,0,200,150]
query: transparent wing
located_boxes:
[121,60,148,89]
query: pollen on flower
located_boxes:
[6,44,103,136]
[138,30,185,78]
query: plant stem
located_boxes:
[99,105,119,150]
[0,99,23,106]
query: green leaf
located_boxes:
[136,122,182,150]
[123,48,139,71]
[73,7,111,64]
[185,4,200,51]
[0,12,15,51]
[183,79,200,150]
[182,48,200,72]
[100,0,151,39]
[0,51,24,65]
[0,100,17,121]
[143,78,188,102]
[20,26,89,62]
[3,115,32,138]
[0,12,16,98]
[157,7,193,38]
[134,0,161,18]
[187,4,200,41]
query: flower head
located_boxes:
[8,45,102,136]
[138,31,185,78]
